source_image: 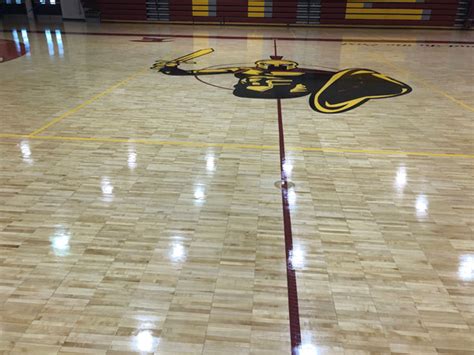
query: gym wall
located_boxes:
[2,0,471,27]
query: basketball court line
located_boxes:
[28,68,148,136]
[0,133,472,159]
[373,53,474,113]
[274,39,301,353]
[3,29,474,45]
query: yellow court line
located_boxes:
[0,133,473,159]
[28,68,148,137]
[374,54,474,113]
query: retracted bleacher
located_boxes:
[88,0,472,28]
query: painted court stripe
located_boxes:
[0,134,472,159]
[3,29,474,45]
[373,53,474,113]
[277,99,302,354]
[274,40,302,354]
[29,68,147,136]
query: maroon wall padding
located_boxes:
[169,0,192,21]
[216,0,248,20]
[97,0,147,20]
[274,0,298,22]
[320,0,461,27]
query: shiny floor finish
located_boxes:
[0,20,474,354]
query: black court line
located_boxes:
[274,39,302,355]
[2,29,474,45]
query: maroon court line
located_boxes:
[274,39,302,355]
[2,29,474,45]
[278,99,302,354]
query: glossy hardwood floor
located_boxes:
[0,20,473,354]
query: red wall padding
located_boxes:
[97,0,147,21]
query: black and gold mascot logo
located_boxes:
[151,48,411,114]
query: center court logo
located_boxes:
[151,48,412,114]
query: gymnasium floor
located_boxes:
[0,20,473,354]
